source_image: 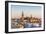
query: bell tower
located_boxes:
[21,11,24,22]
[22,11,24,17]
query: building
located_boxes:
[11,11,41,28]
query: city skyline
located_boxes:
[11,5,42,18]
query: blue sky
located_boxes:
[11,5,41,18]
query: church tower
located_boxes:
[21,11,24,22]
[22,11,24,17]
[31,14,32,18]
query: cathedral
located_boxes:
[11,11,41,28]
[20,11,41,23]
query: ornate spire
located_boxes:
[22,11,24,17]
[30,14,32,18]
[21,11,24,22]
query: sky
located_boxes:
[11,5,42,18]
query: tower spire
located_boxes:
[30,14,32,18]
[22,11,24,16]
[21,10,24,22]
[22,11,24,17]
